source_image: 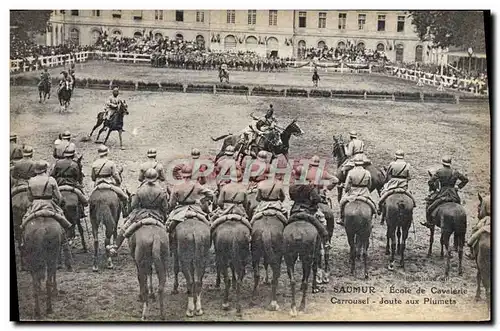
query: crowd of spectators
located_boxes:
[303,43,389,63]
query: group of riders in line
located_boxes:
[11,98,488,267]
[37,64,76,101]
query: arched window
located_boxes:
[224,35,237,49]
[396,43,404,62]
[90,29,101,45]
[266,37,279,57]
[176,33,183,41]
[318,40,326,49]
[415,45,423,62]
[298,40,306,59]
[337,41,346,49]
[377,43,385,52]
[246,36,258,49]
[357,42,365,51]
[70,28,79,44]
[134,31,143,39]
[196,35,205,46]
[154,32,163,41]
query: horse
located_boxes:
[171,217,211,317]
[283,215,321,317]
[384,193,414,270]
[57,83,72,112]
[344,200,373,279]
[317,199,335,283]
[211,118,304,164]
[89,188,122,272]
[38,80,51,103]
[11,186,32,270]
[90,101,129,149]
[474,193,491,312]
[219,69,229,83]
[250,214,285,311]
[128,221,169,320]
[332,134,386,202]
[22,216,64,318]
[213,221,251,316]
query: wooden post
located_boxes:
[213,85,216,94]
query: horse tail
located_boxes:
[152,231,166,281]
[211,134,232,142]
[262,227,274,262]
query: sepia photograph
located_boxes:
[8,7,491,322]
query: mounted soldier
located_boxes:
[173,148,210,185]
[421,156,468,228]
[58,70,73,93]
[10,134,23,165]
[240,105,280,155]
[38,67,52,100]
[90,145,129,216]
[339,130,365,178]
[214,145,239,191]
[11,145,36,188]
[138,148,166,183]
[68,63,76,89]
[53,130,73,160]
[50,143,88,216]
[105,87,122,121]
[378,150,417,225]
[108,168,169,255]
[338,154,378,226]
[166,165,214,234]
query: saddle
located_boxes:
[167,205,211,233]
[343,196,377,215]
[251,201,288,226]
[11,184,29,198]
[379,187,415,207]
[211,213,252,232]
[123,218,166,239]
[59,185,89,206]
[20,209,72,232]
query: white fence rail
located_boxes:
[10,52,91,73]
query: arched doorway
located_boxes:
[224,35,237,49]
[154,32,163,41]
[266,36,279,57]
[196,35,205,47]
[396,44,404,62]
[134,31,143,39]
[298,40,306,59]
[318,40,326,49]
[90,29,101,45]
[245,36,258,50]
[376,43,385,52]
[70,28,79,45]
[415,45,423,62]
[337,41,346,49]
[176,33,183,42]
[357,42,365,51]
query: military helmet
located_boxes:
[34,160,49,174]
[310,155,320,166]
[293,165,304,179]
[181,165,193,178]
[257,151,268,161]
[144,168,159,182]
[147,148,157,158]
[10,134,17,142]
[225,145,235,156]
[23,145,33,157]
[395,149,404,159]
[62,130,71,139]
[64,143,76,157]
[191,148,200,159]
[349,130,358,138]
[442,156,452,167]
[353,154,365,166]
[98,144,108,156]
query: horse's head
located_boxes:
[332,134,345,159]
[477,193,491,220]
[285,118,304,137]
[119,100,129,115]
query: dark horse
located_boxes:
[344,200,373,279]
[331,134,386,202]
[38,80,51,103]
[426,173,467,277]
[219,69,229,83]
[384,193,414,270]
[89,101,129,149]
[283,214,321,317]
[211,118,304,164]
[57,84,72,112]
[474,193,491,312]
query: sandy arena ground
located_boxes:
[11,67,490,321]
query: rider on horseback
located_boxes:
[139,148,166,183]
[338,154,378,226]
[105,87,122,121]
[59,70,73,92]
[53,130,73,160]
[421,156,469,228]
[10,134,23,165]
[90,145,130,217]
[11,145,36,188]
[240,105,279,155]
[377,150,417,225]
[38,67,51,96]
[50,143,89,216]
[340,130,365,179]
[108,168,169,256]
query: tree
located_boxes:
[10,10,53,39]
[409,11,486,52]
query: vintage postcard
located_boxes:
[10,9,491,322]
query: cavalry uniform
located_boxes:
[245,151,270,191]
[10,134,23,165]
[138,148,166,183]
[422,156,468,228]
[251,173,287,225]
[172,148,210,185]
[91,145,129,215]
[105,88,122,121]
[38,69,52,90]
[53,131,72,160]
[378,150,416,223]
[11,146,36,189]
[288,166,329,243]
[58,71,73,92]
[21,161,72,231]
[338,154,377,225]
[214,146,239,188]
[241,107,279,155]
[340,131,365,176]
[108,169,169,255]
[167,165,214,233]
[50,144,88,210]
